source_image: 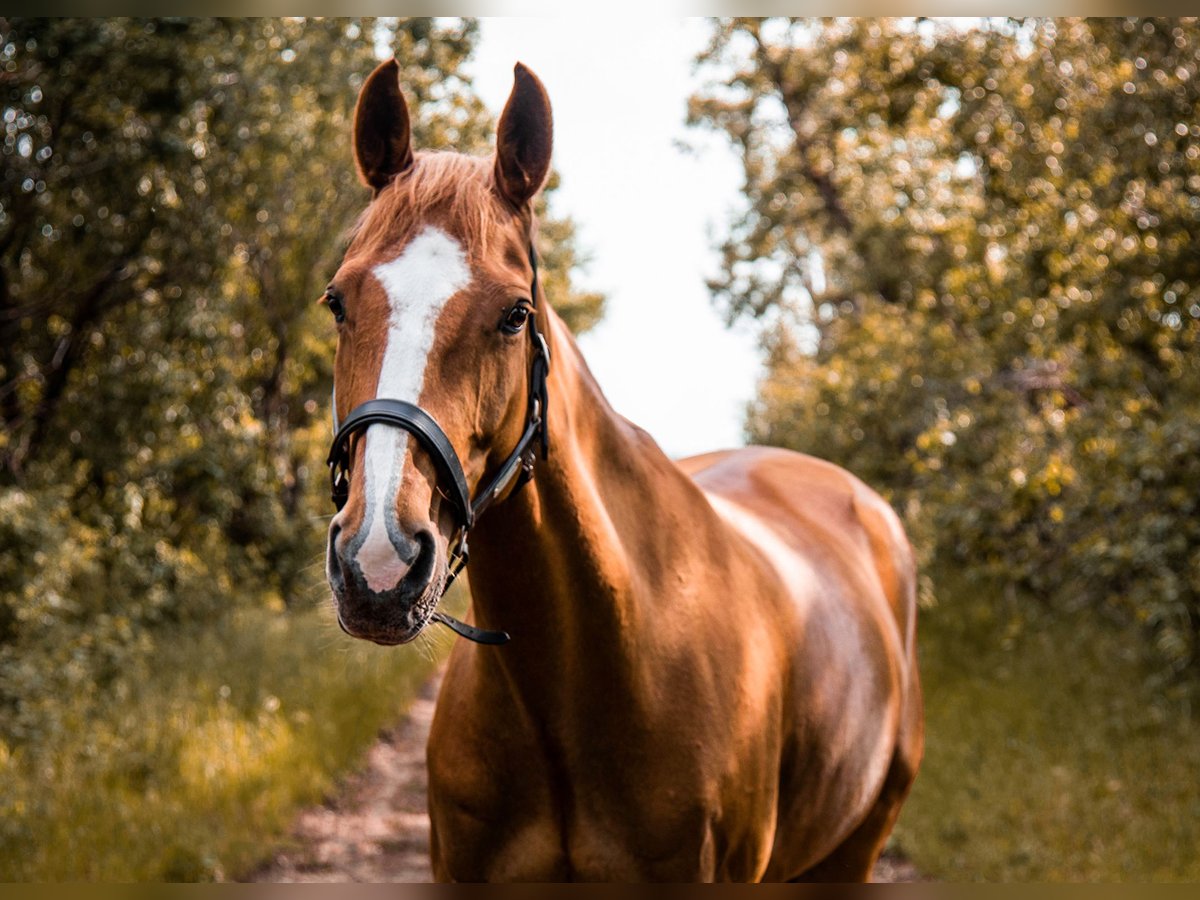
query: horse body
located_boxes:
[427,310,923,882]
[325,59,922,882]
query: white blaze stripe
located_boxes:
[355,227,470,592]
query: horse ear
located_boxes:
[494,62,553,207]
[354,59,413,193]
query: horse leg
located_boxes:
[791,674,924,884]
[787,745,918,882]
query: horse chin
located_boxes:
[361,628,422,647]
[333,578,442,647]
[335,606,432,646]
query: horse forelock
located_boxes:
[348,151,506,261]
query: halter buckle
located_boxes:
[534,329,551,368]
[443,531,469,592]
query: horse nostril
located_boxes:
[399,529,438,596]
[328,522,344,561]
[327,523,346,590]
[330,518,438,599]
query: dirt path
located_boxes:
[249,669,922,883]
[249,673,443,882]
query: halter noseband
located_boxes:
[326,243,550,646]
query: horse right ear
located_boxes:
[354,59,414,194]
[494,63,553,208]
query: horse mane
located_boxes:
[350,151,504,255]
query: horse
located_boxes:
[321,58,923,882]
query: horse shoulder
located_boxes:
[427,648,569,881]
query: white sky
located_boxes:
[467,18,762,459]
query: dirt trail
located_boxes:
[249,669,921,883]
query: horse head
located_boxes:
[324,59,553,646]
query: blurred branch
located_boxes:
[998,359,1086,409]
[3,258,131,478]
[748,25,854,237]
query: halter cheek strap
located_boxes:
[325,243,550,646]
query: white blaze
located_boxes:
[355,227,470,591]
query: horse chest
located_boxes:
[429,762,737,882]
[428,674,778,882]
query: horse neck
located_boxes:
[465,307,699,691]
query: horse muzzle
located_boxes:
[326,521,443,645]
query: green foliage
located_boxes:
[1,18,233,477]
[691,18,1200,679]
[0,16,604,766]
[897,567,1200,881]
[0,598,452,881]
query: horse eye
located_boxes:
[325,289,345,324]
[501,303,531,335]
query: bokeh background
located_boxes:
[1,17,1198,881]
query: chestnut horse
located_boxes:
[323,59,923,882]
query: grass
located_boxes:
[0,590,461,881]
[4,564,1196,882]
[891,567,1200,881]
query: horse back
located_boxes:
[678,445,917,664]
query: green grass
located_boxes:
[5,567,1195,883]
[891,568,1200,881]
[0,592,459,881]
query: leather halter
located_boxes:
[326,244,549,645]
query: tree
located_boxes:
[0,18,231,480]
[690,18,1200,677]
[0,16,606,743]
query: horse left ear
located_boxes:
[354,58,414,194]
[494,63,553,208]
